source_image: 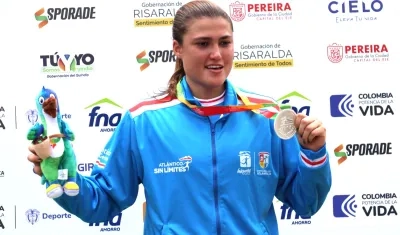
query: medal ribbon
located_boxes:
[176,80,291,118]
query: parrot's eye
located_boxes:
[50,94,55,98]
[38,97,45,104]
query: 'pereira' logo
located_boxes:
[136,50,176,71]
[34,7,96,29]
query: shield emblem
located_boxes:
[259,152,269,168]
[26,109,38,125]
[327,43,343,63]
[229,2,246,22]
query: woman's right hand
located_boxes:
[27,145,43,176]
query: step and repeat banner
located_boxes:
[0,0,399,234]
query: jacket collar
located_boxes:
[180,76,239,107]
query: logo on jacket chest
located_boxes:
[154,156,192,174]
[237,151,271,176]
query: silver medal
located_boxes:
[274,109,297,140]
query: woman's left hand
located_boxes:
[294,113,326,152]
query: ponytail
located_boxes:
[167,58,185,98]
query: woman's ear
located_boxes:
[173,40,182,58]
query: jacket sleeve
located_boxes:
[53,110,142,223]
[274,134,332,218]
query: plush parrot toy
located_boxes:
[27,86,79,199]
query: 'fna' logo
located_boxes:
[34,7,96,29]
[280,204,311,225]
[276,91,311,116]
[85,98,123,132]
[0,206,4,229]
[89,213,122,232]
[333,193,397,218]
[328,0,383,23]
[136,50,176,71]
[333,142,392,165]
[330,93,394,117]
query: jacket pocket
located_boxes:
[259,222,270,235]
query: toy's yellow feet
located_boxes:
[46,184,63,198]
[64,182,79,197]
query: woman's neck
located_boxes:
[186,77,226,99]
[195,90,225,107]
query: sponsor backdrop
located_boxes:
[0,0,399,234]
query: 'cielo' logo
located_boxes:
[34,7,96,29]
[328,0,383,15]
[328,0,383,23]
[136,50,176,71]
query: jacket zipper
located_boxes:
[210,121,221,235]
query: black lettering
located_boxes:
[46,7,96,21]
[47,8,55,20]
[346,143,392,156]
[61,8,69,19]
[81,54,95,65]
[0,119,4,130]
[363,206,373,216]
[81,7,96,19]
[385,105,394,115]
[75,54,83,65]
[148,50,176,63]
[362,193,397,200]
[0,219,4,229]
[72,8,80,19]
[148,51,156,63]
[359,105,394,116]
[74,54,94,66]
[40,55,50,66]
[49,52,59,66]
[359,106,370,116]
[363,206,397,216]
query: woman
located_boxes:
[28,1,331,234]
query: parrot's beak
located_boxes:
[42,96,57,118]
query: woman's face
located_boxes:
[173,17,234,93]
